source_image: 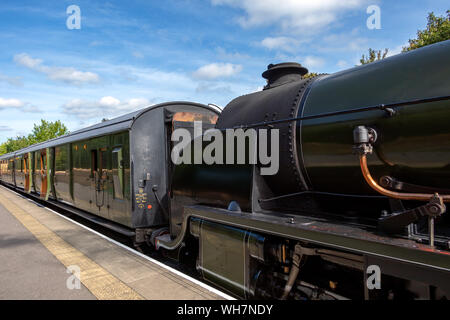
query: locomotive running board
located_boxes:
[158,205,450,275]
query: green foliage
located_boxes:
[0,120,69,155]
[0,136,30,154]
[359,11,449,65]
[303,72,319,79]
[0,143,6,155]
[27,119,69,145]
[403,10,450,52]
[359,48,389,65]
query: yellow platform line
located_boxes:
[0,192,143,300]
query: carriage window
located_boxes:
[55,146,68,173]
[172,111,218,124]
[100,149,107,176]
[23,156,28,174]
[35,152,40,170]
[112,147,123,199]
[15,157,21,172]
[41,153,47,170]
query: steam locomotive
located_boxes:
[1,40,450,300]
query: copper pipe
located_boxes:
[359,154,450,202]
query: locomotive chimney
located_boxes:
[262,62,308,90]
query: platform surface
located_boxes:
[0,186,225,300]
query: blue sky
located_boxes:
[0,0,448,143]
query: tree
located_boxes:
[27,120,69,145]
[403,10,450,52]
[359,48,389,65]
[303,72,319,79]
[358,11,449,65]
[0,142,8,155]
[0,120,69,155]
[1,136,30,154]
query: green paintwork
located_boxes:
[112,146,124,200]
[54,144,71,202]
[13,156,22,187]
[33,151,39,194]
[191,218,264,299]
[52,131,132,227]
[28,152,32,193]
[0,131,134,227]
[45,147,52,200]
[181,205,450,272]
[198,220,247,297]
[300,40,450,194]
[0,130,132,229]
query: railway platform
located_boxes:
[0,186,228,300]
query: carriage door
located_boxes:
[91,148,109,215]
[24,154,30,192]
[33,152,40,193]
[40,150,48,199]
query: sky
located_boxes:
[0,0,448,143]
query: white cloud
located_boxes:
[0,97,24,109]
[62,96,151,120]
[192,63,243,80]
[0,97,40,113]
[215,47,251,61]
[45,67,99,84]
[303,56,325,69]
[261,37,300,52]
[212,0,366,33]
[14,53,42,68]
[14,53,100,85]
[99,96,121,107]
[0,73,23,86]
